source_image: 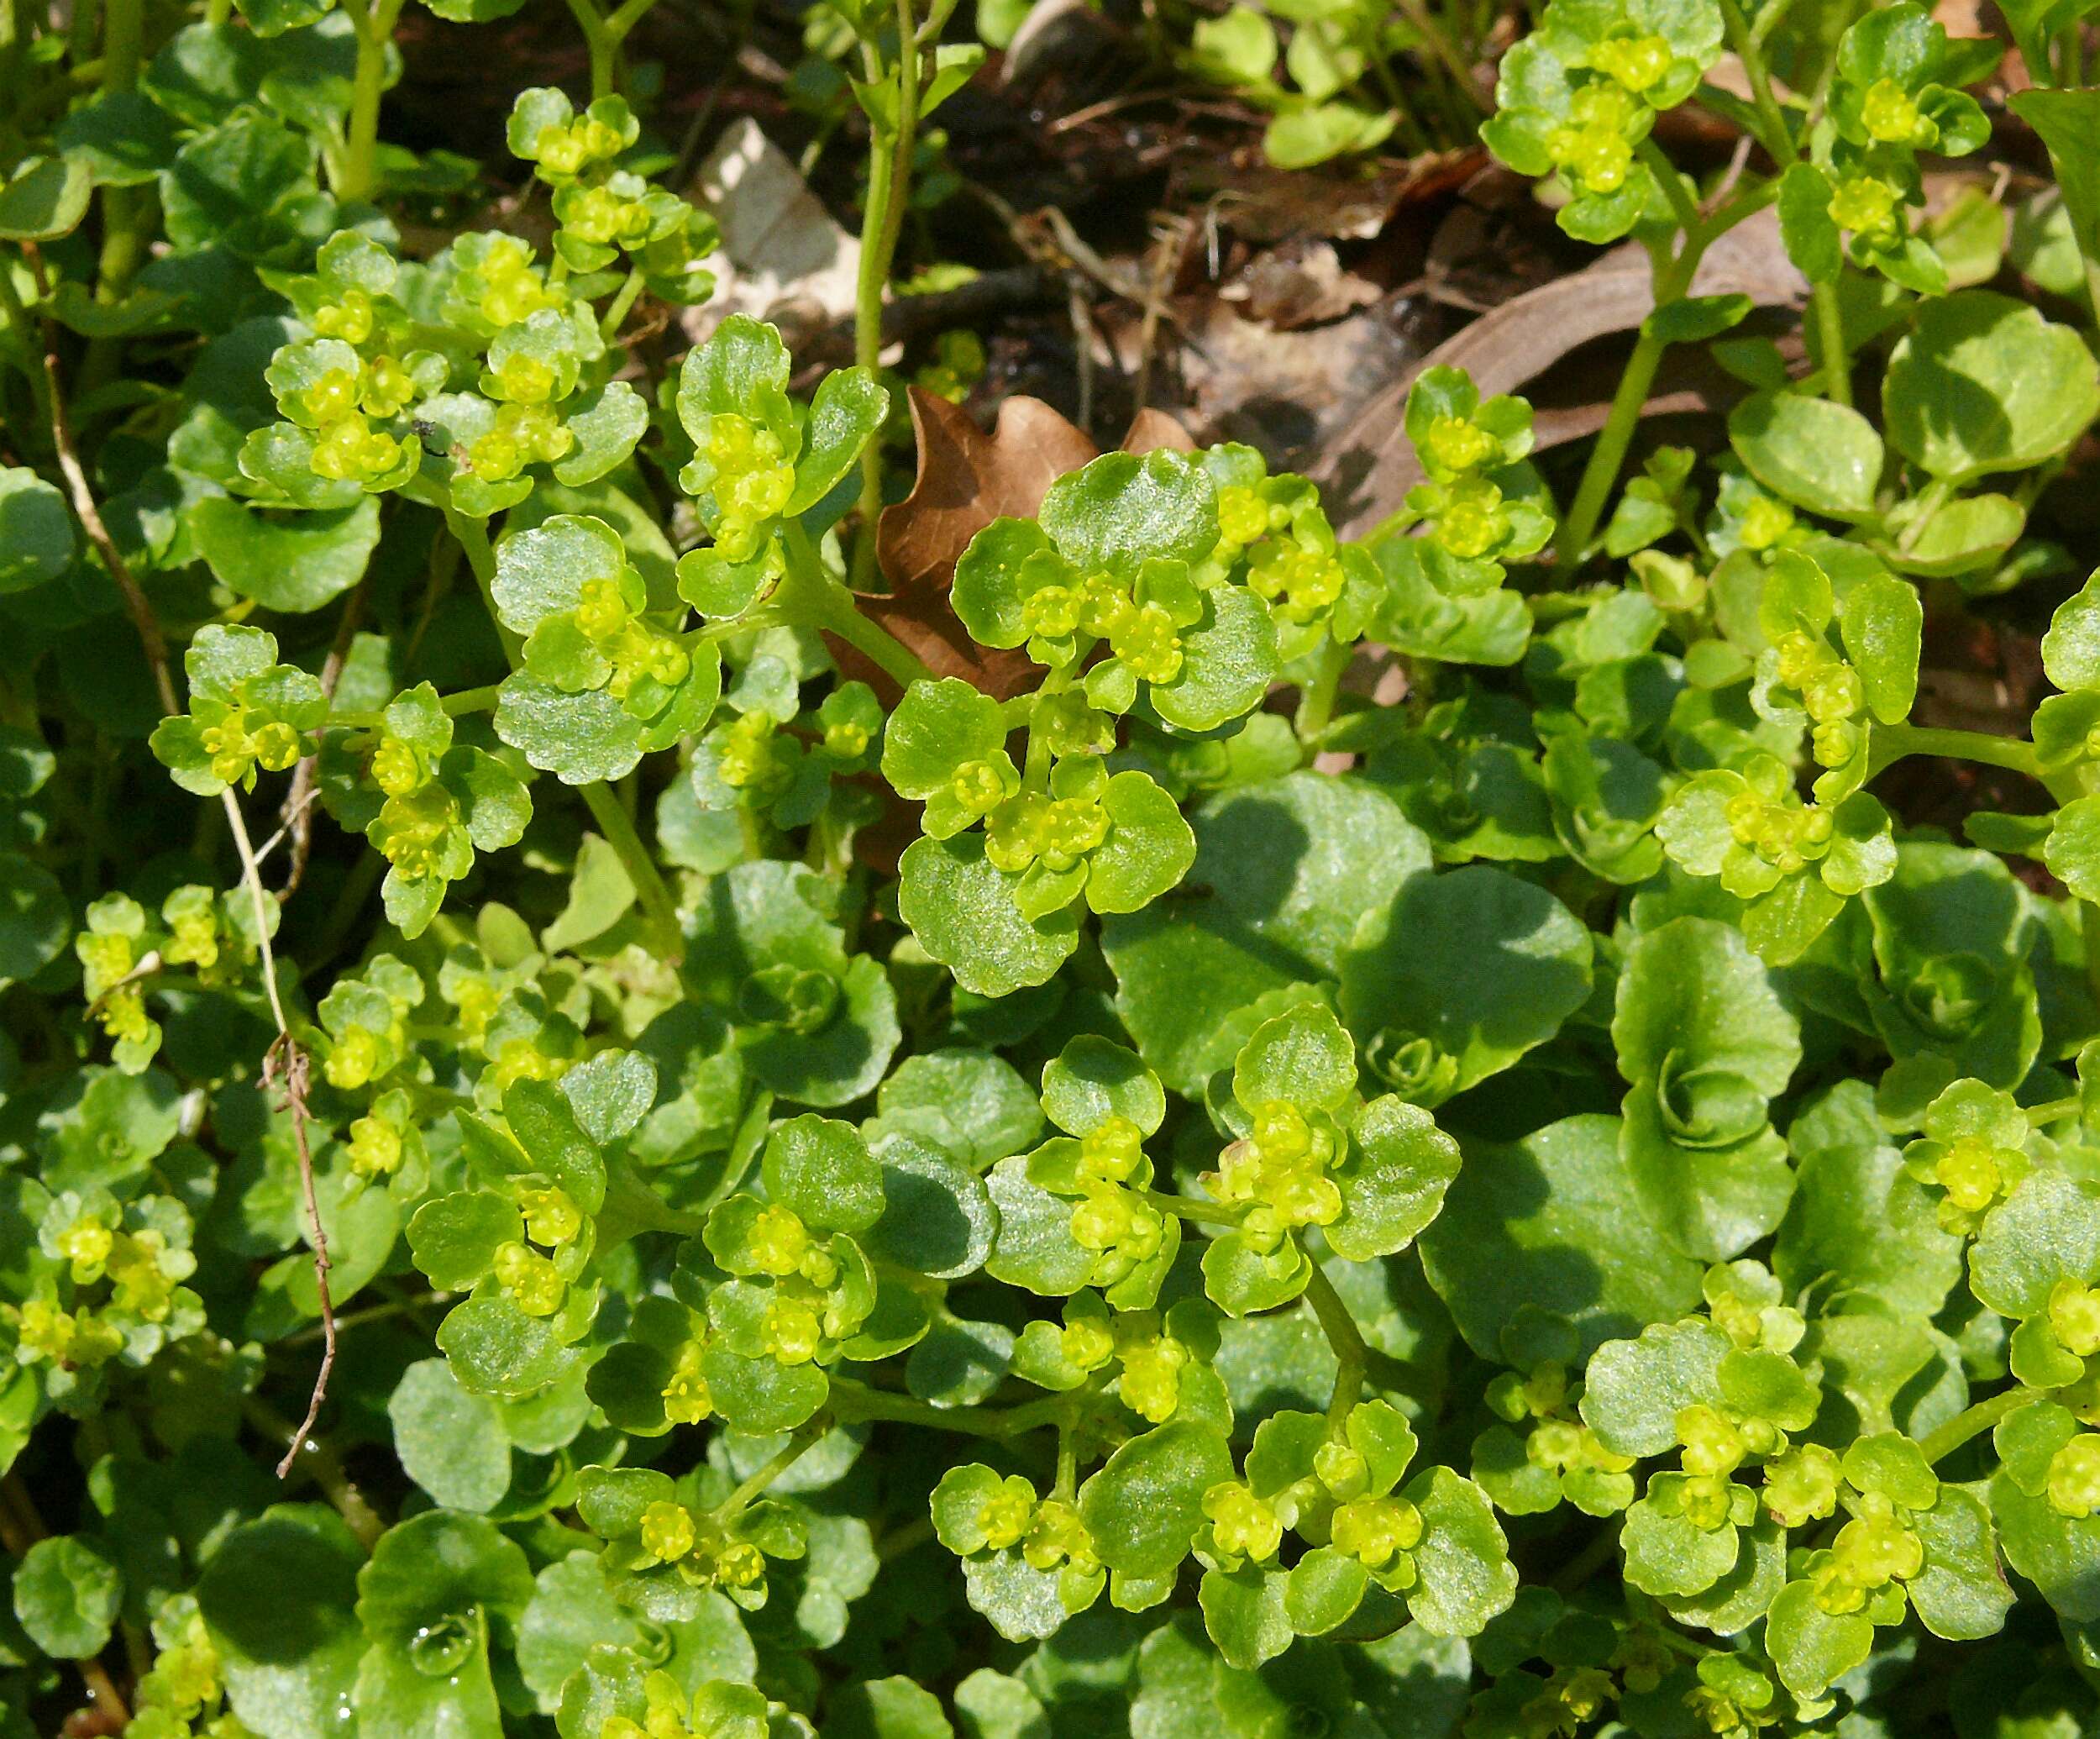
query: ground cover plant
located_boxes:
[7,0,2100,1731]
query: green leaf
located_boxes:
[1581,1319,1730,1458]
[1777,161,1841,283]
[1613,917,1800,1260]
[1326,1095,1460,1260]
[495,674,652,785]
[554,381,650,488]
[407,1192,522,1290]
[2015,88,2100,321]
[1765,1576,1876,1696]
[1200,1563,1293,1668]
[701,1345,829,1432]
[1086,771,1196,915]
[1341,864,1593,1106]
[897,834,1079,998]
[1884,292,2100,483]
[1908,1487,2014,1642]
[13,1536,119,1658]
[1404,1467,1517,1637]
[1969,1170,2100,1320]
[0,853,71,986]
[984,1157,1095,1295]
[1150,584,1280,733]
[198,1505,369,1739]
[1079,1421,1233,1578]
[0,468,75,594]
[764,1114,884,1232]
[1727,391,1884,519]
[387,1358,512,1514]
[1041,451,1218,579]
[2043,566,2100,691]
[1774,1080,1961,1318]
[790,368,888,513]
[1105,771,1430,1094]
[1419,1115,1704,1361]
[189,495,382,613]
[0,155,93,239]
[1041,1035,1165,1137]
[2045,795,2100,902]
[1621,1479,1740,1599]
[1232,1001,1357,1113]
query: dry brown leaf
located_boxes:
[843,390,1100,701]
[876,389,1100,590]
[1221,238,1383,329]
[841,392,1197,700]
[1121,407,1198,453]
[1311,208,1809,535]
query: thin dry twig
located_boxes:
[258,1023,333,1479]
[24,244,338,1475]
[1133,211,1190,417]
[281,584,365,898]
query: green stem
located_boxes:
[86,0,146,317]
[242,1398,386,1547]
[2024,1093,2082,1127]
[781,522,934,689]
[1143,1190,1247,1227]
[850,0,921,587]
[1918,1388,2037,1466]
[1294,638,1352,750]
[1719,0,1794,163]
[564,0,616,99]
[1639,138,1701,237]
[1554,321,1672,575]
[717,1421,826,1520]
[828,1377,1072,1439]
[581,780,686,963]
[342,0,406,204]
[1863,722,2041,782]
[2084,903,2100,1011]
[1303,1263,1367,1428]
[328,686,502,733]
[1813,278,1853,408]
[1550,1519,1623,1593]
[599,266,646,341]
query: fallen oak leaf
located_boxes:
[842,390,1195,700]
[876,387,1101,595]
[1121,407,1199,454]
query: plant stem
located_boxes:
[342,0,406,204]
[1813,278,1853,407]
[1863,722,2041,782]
[242,1398,386,1547]
[1550,1519,1622,1593]
[781,522,934,688]
[1303,1263,1367,1427]
[1143,1190,1246,1227]
[1918,1388,2037,1466]
[565,0,662,97]
[581,780,686,961]
[828,1376,1072,1438]
[850,0,921,587]
[1295,638,1352,751]
[717,1421,825,1519]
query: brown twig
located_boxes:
[281,583,365,898]
[23,245,177,718]
[260,1029,333,1478]
[21,239,338,1475]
